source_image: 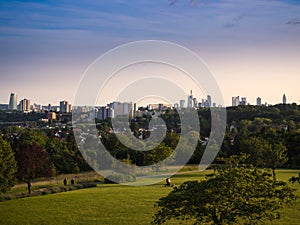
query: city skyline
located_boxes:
[0,91,292,109]
[1,0,300,106]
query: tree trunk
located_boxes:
[272,168,276,182]
[212,208,222,225]
[26,180,31,194]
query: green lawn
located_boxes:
[0,170,299,225]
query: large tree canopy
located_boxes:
[153,155,296,225]
[0,136,17,193]
[15,143,53,194]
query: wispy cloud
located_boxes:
[287,18,300,25]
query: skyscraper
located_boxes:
[179,99,185,108]
[240,97,247,106]
[256,97,262,106]
[60,100,70,113]
[19,98,30,112]
[187,90,193,108]
[232,96,240,107]
[283,94,287,104]
[8,93,17,110]
[207,95,212,107]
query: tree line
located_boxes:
[1,103,300,193]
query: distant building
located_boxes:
[173,103,179,109]
[8,93,17,110]
[96,106,114,120]
[283,94,287,104]
[18,98,30,112]
[193,98,197,108]
[48,112,56,121]
[187,90,193,108]
[0,104,8,110]
[207,95,212,107]
[32,103,41,112]
[256,97,262,106]
[60,100,71,113]
[179,99,185,108]
[232,96,240,107]
[240,97,247,106]
[148,103,171,111]
[108,101,134,118]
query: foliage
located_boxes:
[0,170,299,225]
[262,143,288,181]
[15,143,53,194]
[153,155,296,225]
[145,143,174,172]
[0,136,17,193]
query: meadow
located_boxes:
[0,169,299,225]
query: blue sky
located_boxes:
[0,0,300,106]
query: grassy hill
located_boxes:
[0,170,299,225]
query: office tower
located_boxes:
[207,95,212,107]
[193,98,197,108]
[256,97,262,106]
[283,94,287,104]
[232,96,240,107]
[133,103,137,118]
[19,98,30,112]
[187,90,193,108]
[8,93,17,110]
[96,106,114,120]
[179,99,185,108]
[240,97,247,106]
[108,101,133,118]
[60,100,70,113]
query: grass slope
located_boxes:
[0,170,299,225]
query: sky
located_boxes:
[0,0,300,106]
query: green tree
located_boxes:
[146,143,173,172]
[262,142,288,181]
[153,155,296,225]
[0,136,17,193]
[237,136,271,167]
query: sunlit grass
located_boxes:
[0,170,299,225]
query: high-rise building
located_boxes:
[8,93,17,110]
[193,98,198,108]
[256,97,262,106]
[240,97,247,106]
[207,95,212,107]
[108,101,133,118]
[232,96,240,107]
[18,98,30,112]
[283,94,287,104]
[179,99,185,108]
[60,100,70,113]
[96,106,114,120]
[187,90,193,108]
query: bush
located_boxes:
[0,182,98,202]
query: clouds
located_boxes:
[1,0,300,42]
[0,0,300,105]
[287,18,300,25]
